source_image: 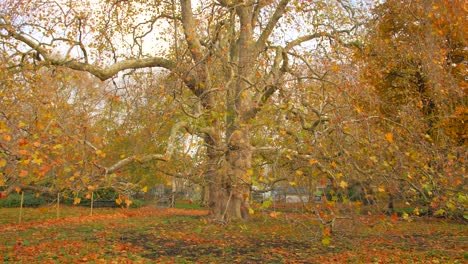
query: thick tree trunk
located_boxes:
[205,128,252,222]
[208,181,250,221]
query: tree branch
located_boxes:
[180,0,205,63]
[255,0,290,51]
[103,121,190,174]
[2,16,176,81]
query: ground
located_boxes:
[0,205,466,263]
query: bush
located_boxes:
[0,192,45,208]
[130,199,145,208]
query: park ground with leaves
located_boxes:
[0,205,466,263]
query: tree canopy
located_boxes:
[0,0,465,221]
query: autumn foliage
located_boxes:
[0,0,466,226]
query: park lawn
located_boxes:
[0,206,466,263]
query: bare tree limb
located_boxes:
[255,0,290,51]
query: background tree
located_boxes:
[356,0,466,216]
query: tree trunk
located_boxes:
[205,128,252,222]
[207,176,251,222]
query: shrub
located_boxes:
[0,192,45,208]
[130,199,145,208]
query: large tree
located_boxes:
[1,0,361,221]
[356,0,467,215]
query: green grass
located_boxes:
[0,205,118,224]
[174,201,206,210]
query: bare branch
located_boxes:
[255,0,290,51]
[1,16,176,81]
[105,154,168,174]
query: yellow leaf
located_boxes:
[385,133,394,143]
[321,236,331,246]
[166,178,172,186]
[32,158,43,165]
[73,197,81,205]
[295,170,303,176]
[52,144,63,150]
[18,122,26,128]
[115,198,122,205]
[248,207,254,215]
[141,186,148,193]
[0,159,6,168]
[95,149,106,158]
[378,186,385,192]
[339,181,348,189]
[289,181,297,186]
[246,169,254,176]
[19,159,30,165]
[402,212,409,220]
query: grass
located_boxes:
[0,203,466,263]
[0,205,118,225]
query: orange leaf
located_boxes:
[322,226,331,236]
[2,134,11,142]
[19,170,28,177]
[18,149,29,156]
[18,138,29,147]
[391,213,398,222]
[269,211,281,218]
[385,133,394,143]
[39,165,51,177]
